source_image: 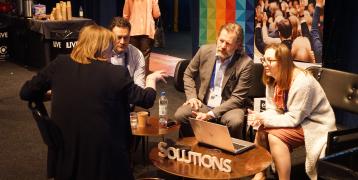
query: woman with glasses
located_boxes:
[249,43,336,180]
[20,25,166,180]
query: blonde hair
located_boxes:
[262,43,296,90]
[71,25,115,64]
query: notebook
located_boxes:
[189,119,255,154]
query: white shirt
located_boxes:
[110,44,146,88]
[207,55,233,108]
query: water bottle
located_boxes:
[159,91,168,128]
[79,6,83,17]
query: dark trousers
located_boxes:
[130,35,154,76]
[174,104,245,139]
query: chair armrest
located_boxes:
[326,127,358,155]
[173,59,190,92]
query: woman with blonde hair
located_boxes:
[248,43,336,180]
[20,24,166,180]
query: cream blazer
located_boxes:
[123,0,161,39]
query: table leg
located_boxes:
[142,136,145,164]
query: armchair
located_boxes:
[306,66,358,179]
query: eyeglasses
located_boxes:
[260,57,278,65]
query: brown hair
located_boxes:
[70,25,115,64]
[277,18,292,39]
[218,23,243,51]
[108,16,131,32]
[262,43,296,90]
[288,15,299,40]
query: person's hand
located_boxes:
[183,98,202,111]
[264,0,269,9]
[247,109,264,129]
[281,1,288,13]
[256,7,263,22]
[43,90,52,101]
[263,12,268,23]
[192,111,213,121]
[146,70,168,83]
[288,1,293,8]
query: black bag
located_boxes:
[154,17,165,48]
[28,101,63,149]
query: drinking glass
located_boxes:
[130,112,138,129]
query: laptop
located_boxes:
[189,119,255,154]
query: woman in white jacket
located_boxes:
[249,43,336,180]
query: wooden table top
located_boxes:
[149,137,272,179]
[131,116,180,137]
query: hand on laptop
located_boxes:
[184,98,202,111]
[191,111,214,121]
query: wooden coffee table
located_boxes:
[149,137,272,179]
[132,117,180,162]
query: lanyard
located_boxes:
[209,61,217,89]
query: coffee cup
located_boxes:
[137,111,149,127]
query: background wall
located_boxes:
[198,0,254,58]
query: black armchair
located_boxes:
[245,63,266,141]
[306,66,358,153]
[306,66,358,179]
[173,59,190,93]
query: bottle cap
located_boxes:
[160,91,166,96]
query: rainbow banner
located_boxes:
[199,0,254,57]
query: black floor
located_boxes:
[0,31,309,179]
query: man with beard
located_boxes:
[174,23,253,139]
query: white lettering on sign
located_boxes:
[157,142,232,173]
[0,32,8,38]
[53,41,62,48]
[66,41,77,48]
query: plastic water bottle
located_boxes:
[159,91,168,128]
[79,6,83,17]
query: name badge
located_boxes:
[207,88,222,108]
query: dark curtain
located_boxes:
[323,0,358,128]
[323,0,358,74]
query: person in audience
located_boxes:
[288,15,299,40]
[310,0,324,63]
[248,43,336,180]
[123,0,161,75]
[19,24,167,180]
[108,17,146,88]
[262,16,293,50]
[175,23,253,139]
[291,36,315,63]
